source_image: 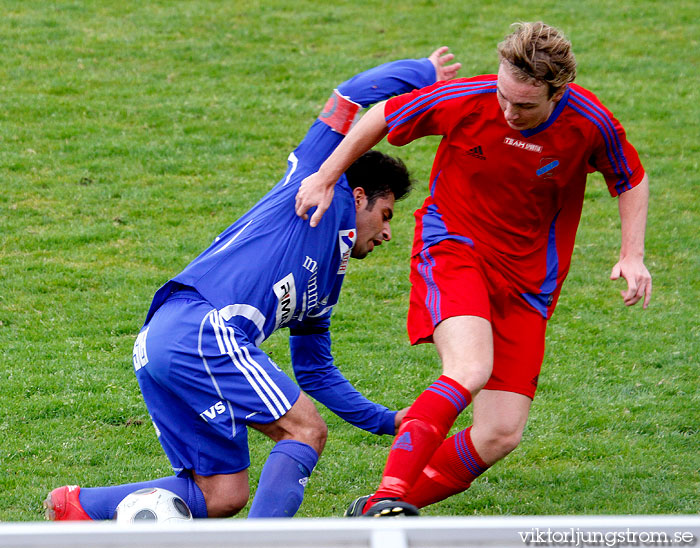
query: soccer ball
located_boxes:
[114,488,193,524]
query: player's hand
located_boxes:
[295,172,335,227]
[610,256,652,308]
[394,407,409,433]
[429,46,461,82]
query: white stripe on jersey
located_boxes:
[224,322,291,417]
[238,343,292,411]
[282,152,299,187]
[208,310,280,419]
[198,311,236,437]
[213,219,253,255]
[210,311,290,419]
[219,303,267,345]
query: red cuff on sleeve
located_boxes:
[318,89,361,135]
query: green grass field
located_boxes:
[1,0,698,521]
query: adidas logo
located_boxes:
[392,432,413,452]
[465,145,486,160]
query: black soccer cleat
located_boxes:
[344,495,372,517]
[363,498,420,518]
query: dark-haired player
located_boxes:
[44,47,460,520]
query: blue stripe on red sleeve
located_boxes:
[568,89,633,193]
[386,81,496,132]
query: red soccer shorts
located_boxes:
[408,238,547,399]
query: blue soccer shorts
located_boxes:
[132,288,301,476]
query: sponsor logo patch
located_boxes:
[337,229,356,274]
[132,327,149,371]
[298,256,319,317]
[465,145,486,160]
[504,136,543,153]
[273,273,296,328]
[392,432,414,452]
[302,255,318,273]
[200,400,226,421]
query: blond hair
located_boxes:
[497,22,577,97]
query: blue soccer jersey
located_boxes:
[145,57,436,342]
[138,58,437,454]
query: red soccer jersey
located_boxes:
[385,75,645,318]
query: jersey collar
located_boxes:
[519,87,571,138]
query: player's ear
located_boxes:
[352,187,367,211]
[551,85,567,102]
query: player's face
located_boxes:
[496,63,563,131]
[351,189,394,260]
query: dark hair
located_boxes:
[345,150,412,207]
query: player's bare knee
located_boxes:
[488,425,523,458]
[292,397,328,453]
[228,489,251,516]
[194,472,250,518]
[206,486,250,518]
[443,362,491,394]
[498,429,523,456]
[296,418,327,454]
[315,419,328,452]
[208,496,247,518]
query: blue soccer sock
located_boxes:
[78,474,208,519]
[247,440,319,518]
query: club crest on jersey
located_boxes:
[273,273,296,328]
[337,229,356,274]
[537,158,560,178]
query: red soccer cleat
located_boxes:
[43,485,93,521]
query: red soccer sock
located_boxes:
[404,426,489,508]
[365,376,471,511]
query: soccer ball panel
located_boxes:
[114,487,193,524]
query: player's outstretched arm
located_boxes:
[289,329,398,435]
[295,103,388,226]
[610,174,652,308]
[295,47,461,226]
